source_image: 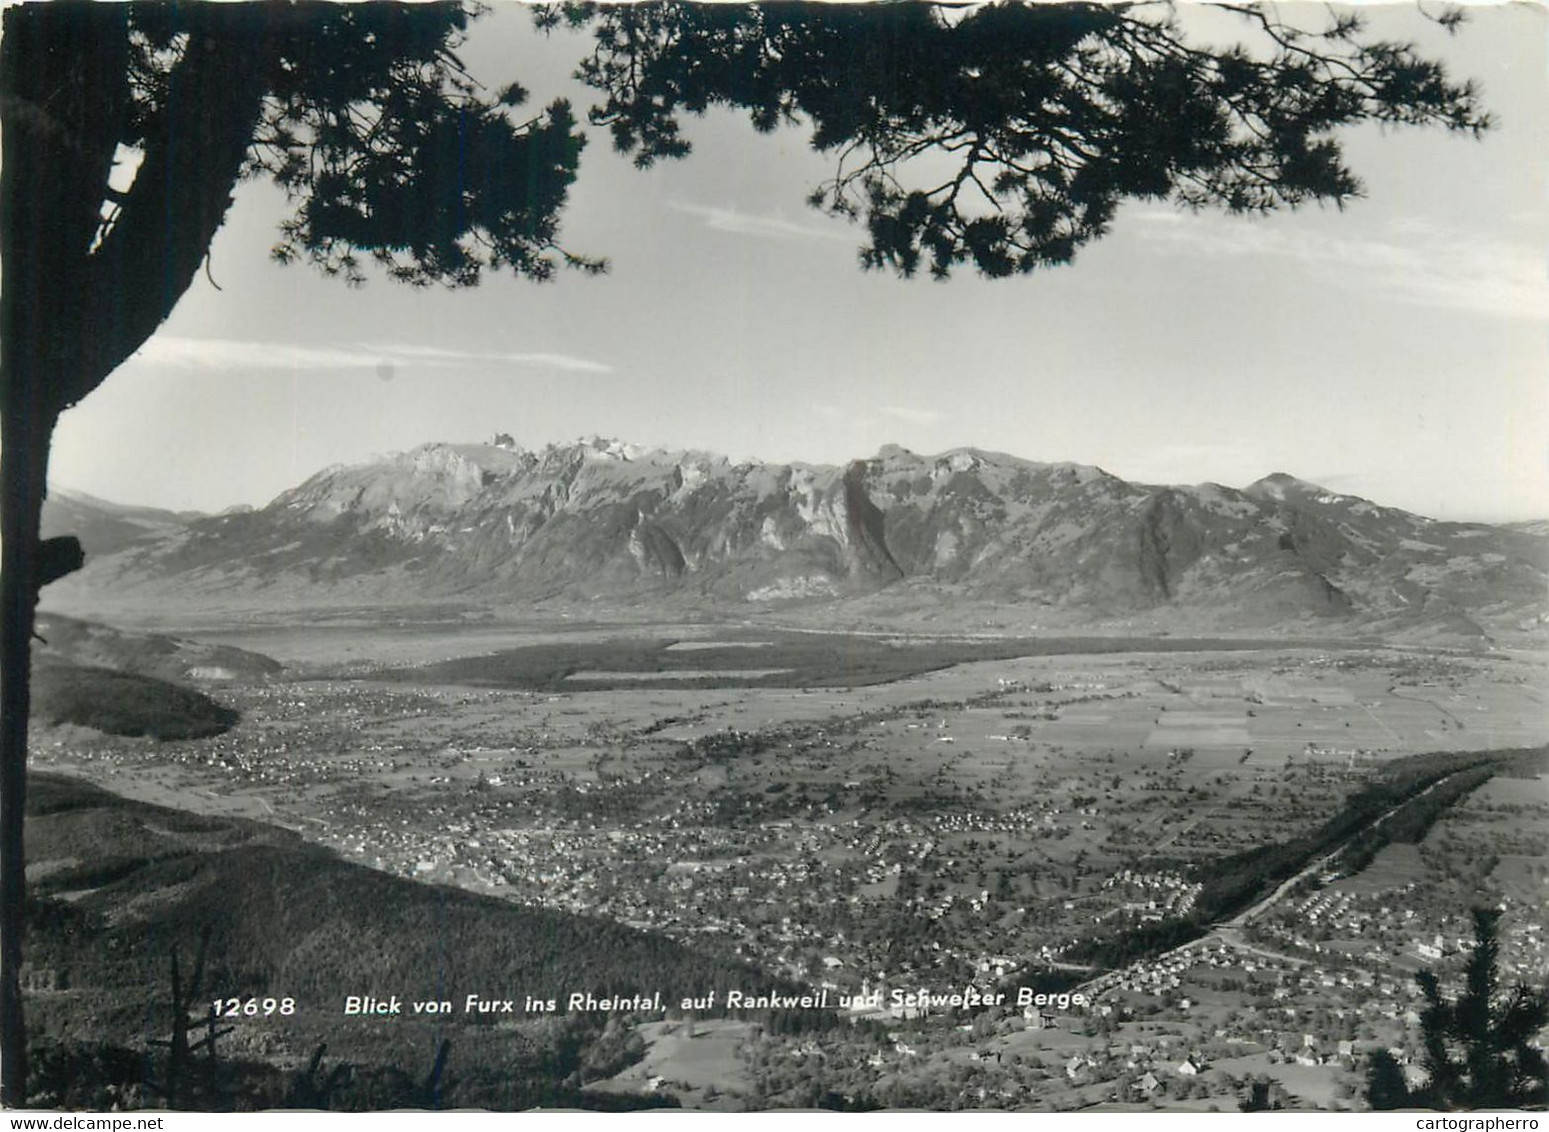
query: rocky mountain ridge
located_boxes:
[44,438,1548,638]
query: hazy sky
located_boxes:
[49,2,1549,522]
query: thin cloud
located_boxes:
[1127,207,1547,323]
[378,343,614,373]
[669,200,855,244]
[129,336,614,374]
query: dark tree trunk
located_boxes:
[0,7,271,1104]
[0,411,52,1108]
[0,6,117,1104]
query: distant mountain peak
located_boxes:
[1245,470,1319,492]
[1245,472,1328,497]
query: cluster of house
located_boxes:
[1096,869,1202,924]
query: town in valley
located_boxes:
[28,607,1547,1111]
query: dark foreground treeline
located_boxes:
[30,658,239,739]
[20,774,781,1110]
[1066,745,1548,970]
[24,1031,688,1112]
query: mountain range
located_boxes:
[43,438,1548,639]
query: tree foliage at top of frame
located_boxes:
[3,1,595,416]
[544,0,1488,279]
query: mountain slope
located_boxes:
[46,439,1548,637]
[23,773,767,1105]
[33,612,283,683]
[25,614,281,741]
[30,660,240,740]
[40,487,195,556]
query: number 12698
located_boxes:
[212,997,295,1017]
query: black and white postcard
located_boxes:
[3,0,1545,1115]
